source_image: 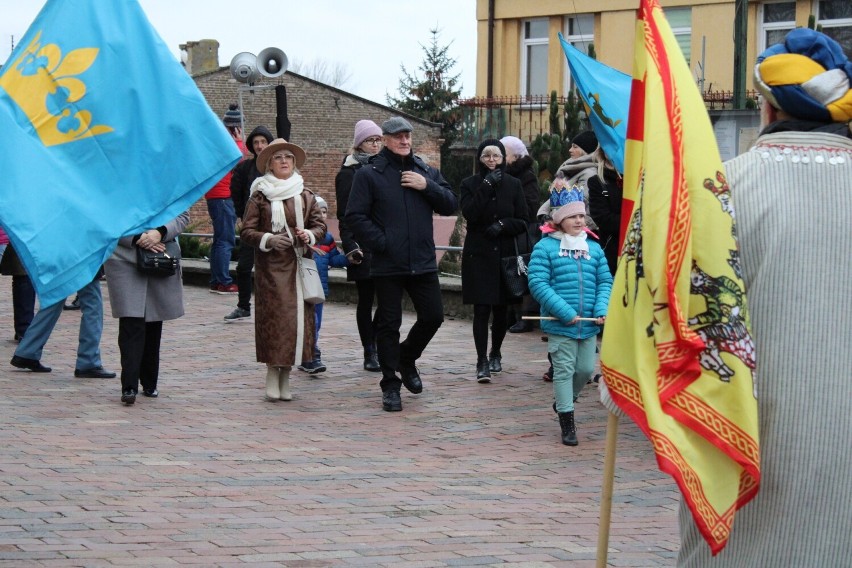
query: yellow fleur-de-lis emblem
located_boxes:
[0,31,113,147]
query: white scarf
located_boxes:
[550,230,590,259]
[250,172,304,232]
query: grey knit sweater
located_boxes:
[678,130,852,566]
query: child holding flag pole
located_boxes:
[527,187,612,446]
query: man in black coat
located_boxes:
[223,125,274,322]
[345,117,458,412]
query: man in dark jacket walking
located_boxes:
[223,125,273,322]
[345,117,458,412]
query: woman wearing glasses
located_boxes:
[459,139,529,383]
[240,139,326,402]
[334,120,384,373]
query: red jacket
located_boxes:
[205,138,247,199]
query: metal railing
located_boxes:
[181,233,462,253]
[454,90,761,147]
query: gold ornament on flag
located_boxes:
[0,31,113,147]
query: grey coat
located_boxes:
[104,212,190,322]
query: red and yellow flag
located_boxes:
[599,0,760,554]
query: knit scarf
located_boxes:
[550,230,590,259]
[250,172,304,232]
[343,152,374,167]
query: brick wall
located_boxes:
[189,69,444,231]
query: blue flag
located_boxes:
[558,33,631,174]
[0,0,241,307]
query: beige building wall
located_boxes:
[474,0,820,98]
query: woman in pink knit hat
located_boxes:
[335,120,384,372]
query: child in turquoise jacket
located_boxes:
[528,187,612,446]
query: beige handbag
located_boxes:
[285,194,325,305]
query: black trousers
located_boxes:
[373,272,444,392]
[235,242,255,311]
[12,274,35,339]
[118,317,163,392]
[355,279,377,350]
[472,303,509,360]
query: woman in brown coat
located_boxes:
[240,139,326,401]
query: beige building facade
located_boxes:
[474,0,850,98]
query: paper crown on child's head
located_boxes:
[550,184,584,208]
[551,185,586,224]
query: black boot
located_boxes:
[488,351,502,373]
[558,411,578,446]
[476,356,491,383]
[363,347,380,372]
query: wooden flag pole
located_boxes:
[522,316,600,321]
[596,412,619,567]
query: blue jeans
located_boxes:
[206,198,236,286]
[312,303,324,361]
[14,277,104,370]
[548,334,597,413]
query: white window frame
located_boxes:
[664,7,692,65]
[520,18,549,100]
[817,0,852,57]
[758,1,797,53]
[562,14,595,97]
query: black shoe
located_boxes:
[63,297,81,311]
[488,353,502,374]
[399,363,422,394]
[74,366,117,379]
[223,307,251,322]
[142,388,158,398]
[121,389,137,404]
[508,320,533,333]
[13,333,22,343]
[382,390,402,412]
[298,360,327,374]
[10,355,52,373]
[363,350,380,372]
[476,356,491,383]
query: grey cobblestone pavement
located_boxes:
[0,280,679,567]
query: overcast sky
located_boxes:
[0,0,478,105]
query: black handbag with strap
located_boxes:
[500,233,531,298]
[135,239,181,277]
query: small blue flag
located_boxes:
[0,0,241,307]
[558,33,631,174]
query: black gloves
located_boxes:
[484,221,504,239]
[483,169,502,186]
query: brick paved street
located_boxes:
[0,280,679,567]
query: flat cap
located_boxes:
[382,116,413,134]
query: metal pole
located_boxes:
[733,0,748,109]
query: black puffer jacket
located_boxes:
[345,147,458,277]
[588,167,623,276]
[230,126,274,218]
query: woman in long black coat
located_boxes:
[335,119,384,372]
[460,139,529,383]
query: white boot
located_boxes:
[278,366,292,401]
[265,365,280,401]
